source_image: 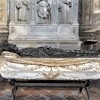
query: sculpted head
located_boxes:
[37,0,48,5]
[22,0,28,6]
[37,0,50,19]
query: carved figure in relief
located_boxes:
[37,0,51,24]
[16,0,29,22]
[58,0,72,24]
[93,0,100,13]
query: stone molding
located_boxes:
[0,51,100,80]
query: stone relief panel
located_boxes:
[15,0,30,23]
[13,0,74,25]
[58,0,72,24]
[9,0,80,49]
[36,0,73,24]
[36,0,51,24]
[16,0,30,22]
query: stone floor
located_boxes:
[0,79,100,100]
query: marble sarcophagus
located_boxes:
[0,51,100,80]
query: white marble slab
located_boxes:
[0,51,100,80]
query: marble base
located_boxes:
[8,24,81,50]
[0,52,100,80]
[8,40,82,50]
[1,71,100,80]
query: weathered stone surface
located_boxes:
[1,51,100,80]
[0,0,8,43]
[8,0,81,50]
[0,0,7,25]
[93,0,100,14]
[79,0,100,42]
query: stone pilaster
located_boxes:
[0,0,8,43]
[79,0,95,41]
[72,0,79,24]
[9,0,15,24]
